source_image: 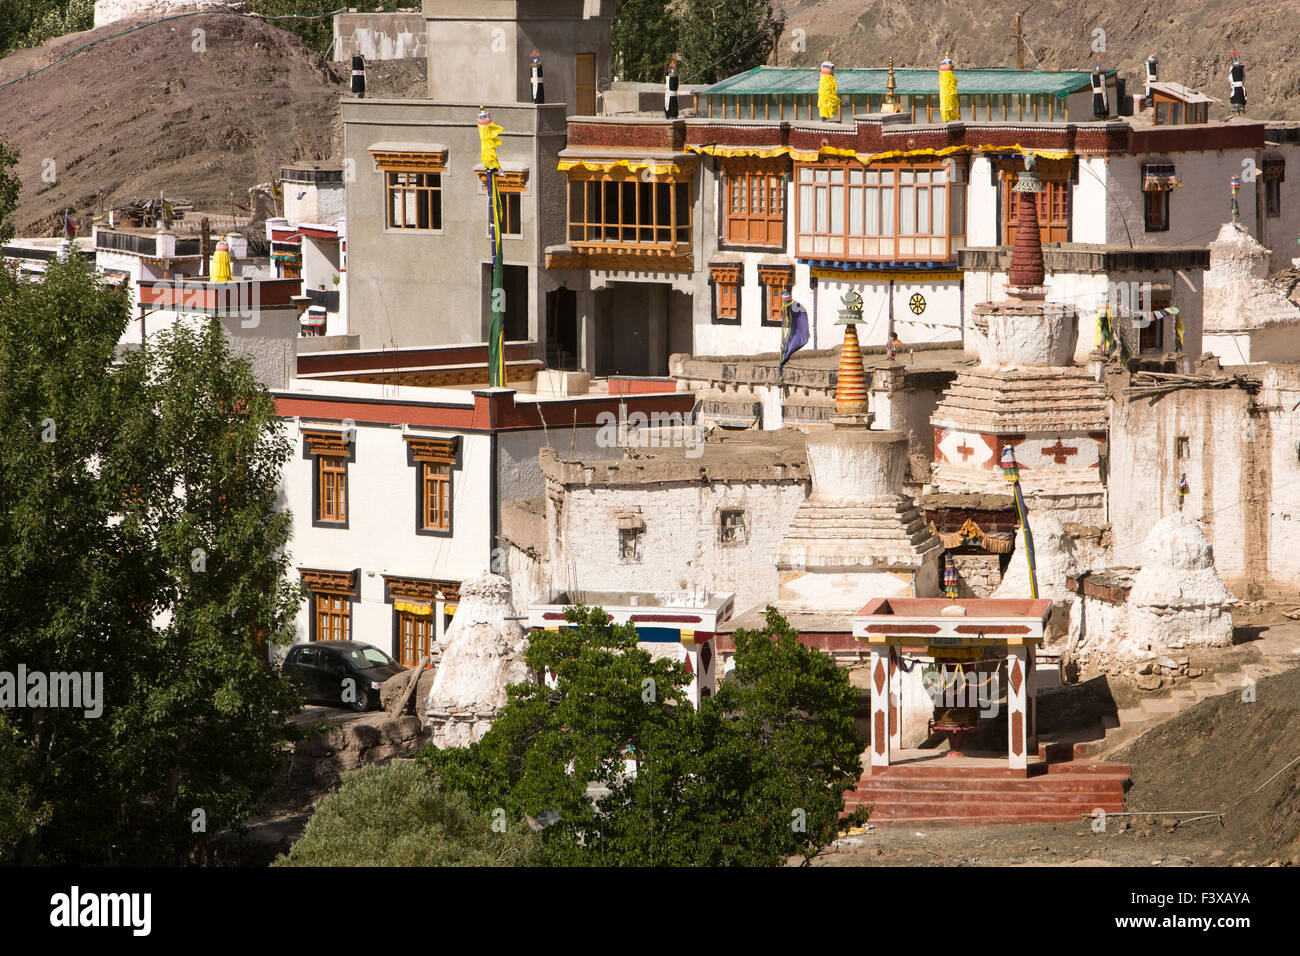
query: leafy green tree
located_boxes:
[611,0,681,83]
[276,761,540,866]
[0,137,19,245]
[423,605,865,866]
[677,0,784,85]
[0,255,304,865]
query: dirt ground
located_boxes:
[0,14,343,235]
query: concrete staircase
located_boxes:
[845,759,1129,826]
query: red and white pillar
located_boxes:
[1006,645,1029,771]
[870,646,891,767]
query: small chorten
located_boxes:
[424,572,535,747]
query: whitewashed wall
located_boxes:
[547,479,808,613]
[281,419,494,654]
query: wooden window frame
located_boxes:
[385,170,443,231]
[794,160,952,263]
[1144,189,1170,232]
[318,455,348,523]
[477,169,528,238]
[758,264,793,327]
[566,169,692,252]
[301,568,357,643]
[421,461,452,532]
[405,435,458,537]
[396,609,435,667]
[304,430,352,529]
[709,263,742,325]
[721,159,786,249]
[314,592,351,642]
[1000,159,1073,245]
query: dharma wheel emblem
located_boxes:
[908,293,927,315]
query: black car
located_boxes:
[282,641,407,712]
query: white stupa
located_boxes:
[424,572,535,747]
[1127,514,1235,648]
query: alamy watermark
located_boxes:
[595,407,703,459]
[146,277,262,328]
[0,665,103,718]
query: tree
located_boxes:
[0,255,304,865]
[611,0,681,83]
[276,761,540,866]
[422,605,865,866]
[677,0,785,85]
[0,136,19,245]
[247,0,333,58]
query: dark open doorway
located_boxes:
[546,287,579,370]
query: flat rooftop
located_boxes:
[539,427,810,485]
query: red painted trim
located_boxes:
[628,614,703,624]
[865,623,941,634]
[274,390,695,434]
[954,624,1031,635]
[296,343,537,375]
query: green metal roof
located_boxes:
[700,66,1115,100]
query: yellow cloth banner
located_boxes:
[939,60,959,121]
[210,249,232,283]
[818,70,839,120]
[394,600,432,616]
[478,116,503,171]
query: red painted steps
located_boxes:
[844,758,1131,827]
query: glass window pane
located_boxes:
[881,188,895,237]
[900,185,915,235]
[916,187,929,234]
[848,185,864,234]
[865,187,879,235]
[799,184,814,233]
[830,184,843,233]
[932,186,946,236]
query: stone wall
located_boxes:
[952,552,1002,597]
[1109,364,1300,596]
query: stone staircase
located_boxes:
[1068,663,1273,760]
[845,759,1129,826]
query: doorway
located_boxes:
[546,287,579,370]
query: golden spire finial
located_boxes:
[881,56,903,113]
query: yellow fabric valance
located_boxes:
[687,142,1073,165]
[394,600,432,616]
[557,158,685,175]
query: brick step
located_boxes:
[860,762,1129,780]
[855,779,1126,796]
[862,812,1107,827]
[853,802,1124,820]
[852,788,1124,806]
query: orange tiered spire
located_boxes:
[834,290,868,415]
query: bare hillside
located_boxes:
[776,0,1300,120]
[0,13,344,235]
